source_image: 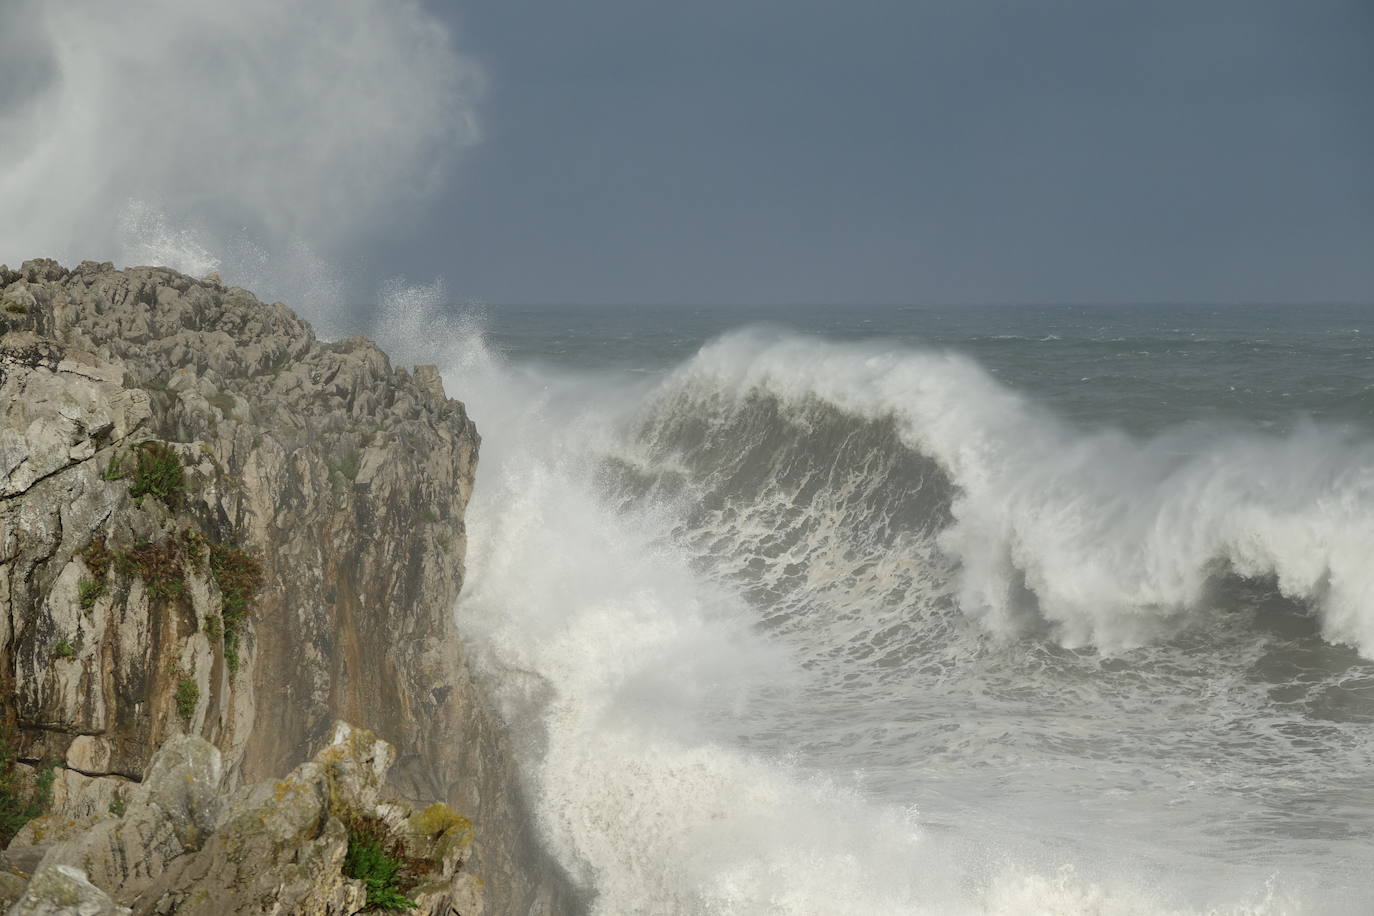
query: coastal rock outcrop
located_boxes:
[6,723,481,915]
[0,260,572,913]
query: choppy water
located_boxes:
[432,302,1374,915]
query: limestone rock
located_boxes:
[18,725,481,915]
[1,261,574,913]
[7,864,130,916]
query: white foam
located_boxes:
[440,325,1316,914]
[661,328,1374,657]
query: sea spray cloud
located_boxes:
[0,0,481,305]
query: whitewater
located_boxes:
[431,303,1373,915]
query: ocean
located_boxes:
[424,302,1374,915]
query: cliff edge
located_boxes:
[0,260,571,913]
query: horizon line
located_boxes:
[463,299,1374,309]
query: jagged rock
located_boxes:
[1,262,576,914]
[15,724,481,915]
[7,864,130,916]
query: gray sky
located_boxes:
[2,1,1369,308]
[382,0,1373,305]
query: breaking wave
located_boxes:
[447,323,1369,915]
[627,328,1374,657]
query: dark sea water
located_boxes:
[482,303,1374,432]
[434,302,1374,915]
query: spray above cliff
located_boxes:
[0,0,481,314]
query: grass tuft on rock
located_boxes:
[175,677,200,721]
[210,544,263,673]
[117,540,186,600]
[180,528,207,565]
[79,535,113,581]
[343,821,418,911]
[78,578,106,610]
[100,453,127,481]
[128,441,185,508]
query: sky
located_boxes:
[399,0,1373,305]
[1,1,1371,308]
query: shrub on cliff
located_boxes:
[78,578,105,610]
[175,678,200,721]
[79,535,113,580]
[209,543,264,672]
[343,819,418,911]
[116,540,187,600]
[128,441,185,507]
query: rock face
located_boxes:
[0,261,574,913]
[8,864,130,916]
[8,723,481,915]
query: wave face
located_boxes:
[647,329,1374,655]
[442,312,1374,915]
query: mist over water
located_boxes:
[0,0,479,321]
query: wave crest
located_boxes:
[629,328,1374,657]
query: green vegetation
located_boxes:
[116,540,186,600]
[416,508,439,524]
[175,677,200,721]
[78,536,113,613]
[80,536,113,579]
[343,822,418,911]
[78,578,106,610]
[180,528,207,565]
[128,441,185,508]
[209,544,264,674]
[108,795,127,817]
[80,536,112,577]
[100,454,127,481]
[4,303,26,315]
[105,527,260,671]
[52,639,76,660]
[0,733,56,846]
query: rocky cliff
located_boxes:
[6,723,484,915]
[0,260,572,913]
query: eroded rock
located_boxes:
[12,724,480,915]
[8,864,130,916]
[1,261,573,914]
